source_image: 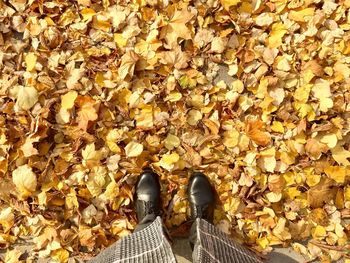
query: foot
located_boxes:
[135,170,161,225]
[188,172,215,223]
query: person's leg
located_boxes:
[188,172,262,263]
[89,171,176,263]
[90,216,176,263]
[191,218,262,263]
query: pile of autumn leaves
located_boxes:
[0,0,350,262]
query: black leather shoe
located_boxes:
[188,172,215,223]
[134,171,161,230]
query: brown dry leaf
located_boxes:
[307,178,335,208]
[76,96,99,131]
[162,8,194,45]
[160,46,189,69]
[305,138,328,160]
[118,50,139,80]
[246,120,271,146]
[21,135,40,157]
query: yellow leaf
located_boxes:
[271,121,284,133]
[164,134,180,150]
[81,8,96,21]
[5,248,22,263]
[87,166,106,196]
[61,90,78,110]
[16,86,38,110]
[324,166,346,184]
[306,173,321,187]
[25,52,37,71]
[266,192,282,203]
[159,152,179,171]
[21,135,40,157]
[76,96,99,131]
[0,207,14,232]
[135,105,153,129]
[106,129,123,153]
[259,156,276,173]
[211,37,226,53]
[221,0,241,10]
[82,143,102,168]
[238,2,253,13]
[162,8,194,45]
[257,236,269,249]
[231,79,244,93]
[294,84,311,103]
[289,8,315,22]
[187,109,202,126]
[65,188,79,210]
[118,50,139,79]
[267,23,287,48]
[223,129,240,148]
[256,77,268,99]
[312,79,333,112]
[331,145,350,166]
[312,225,327,239]
[92,14,111,32]
[51,248,69,263]
[114,33,127,48]
[125,141,143,157]
[12,164,37,198]
[319,133,337,149]
[165,91,182,102]
[345,187,350,201]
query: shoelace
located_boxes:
[194,205,206,219]
[143,201,158,215]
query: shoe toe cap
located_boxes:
[136,172,160,201]
[188,173,214,205]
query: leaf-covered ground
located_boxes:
[1,0,350,262]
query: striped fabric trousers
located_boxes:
[90,216,262,263]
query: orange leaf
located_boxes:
[246,120,271,146]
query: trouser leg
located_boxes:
[191,218,262,263]
[90,216,177,263]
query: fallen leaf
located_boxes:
[246,120,271,146]
[15,86,38,111]
[12,164,37,198]
[118,50,139,80]
[5,248,22,263]
[76,96,99,131]
[125,141,143,157]
[61,90,78,110]
[164,134,181,150]
[267,23,287,48]
[159,152,179,171]
[161,8,194,45]
[331,145,350,166]
[324,166,346,184]
[221,0,241,10]
[307,178,335,208]
[25,52,37,71]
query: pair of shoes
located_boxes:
[135,171,215,225]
